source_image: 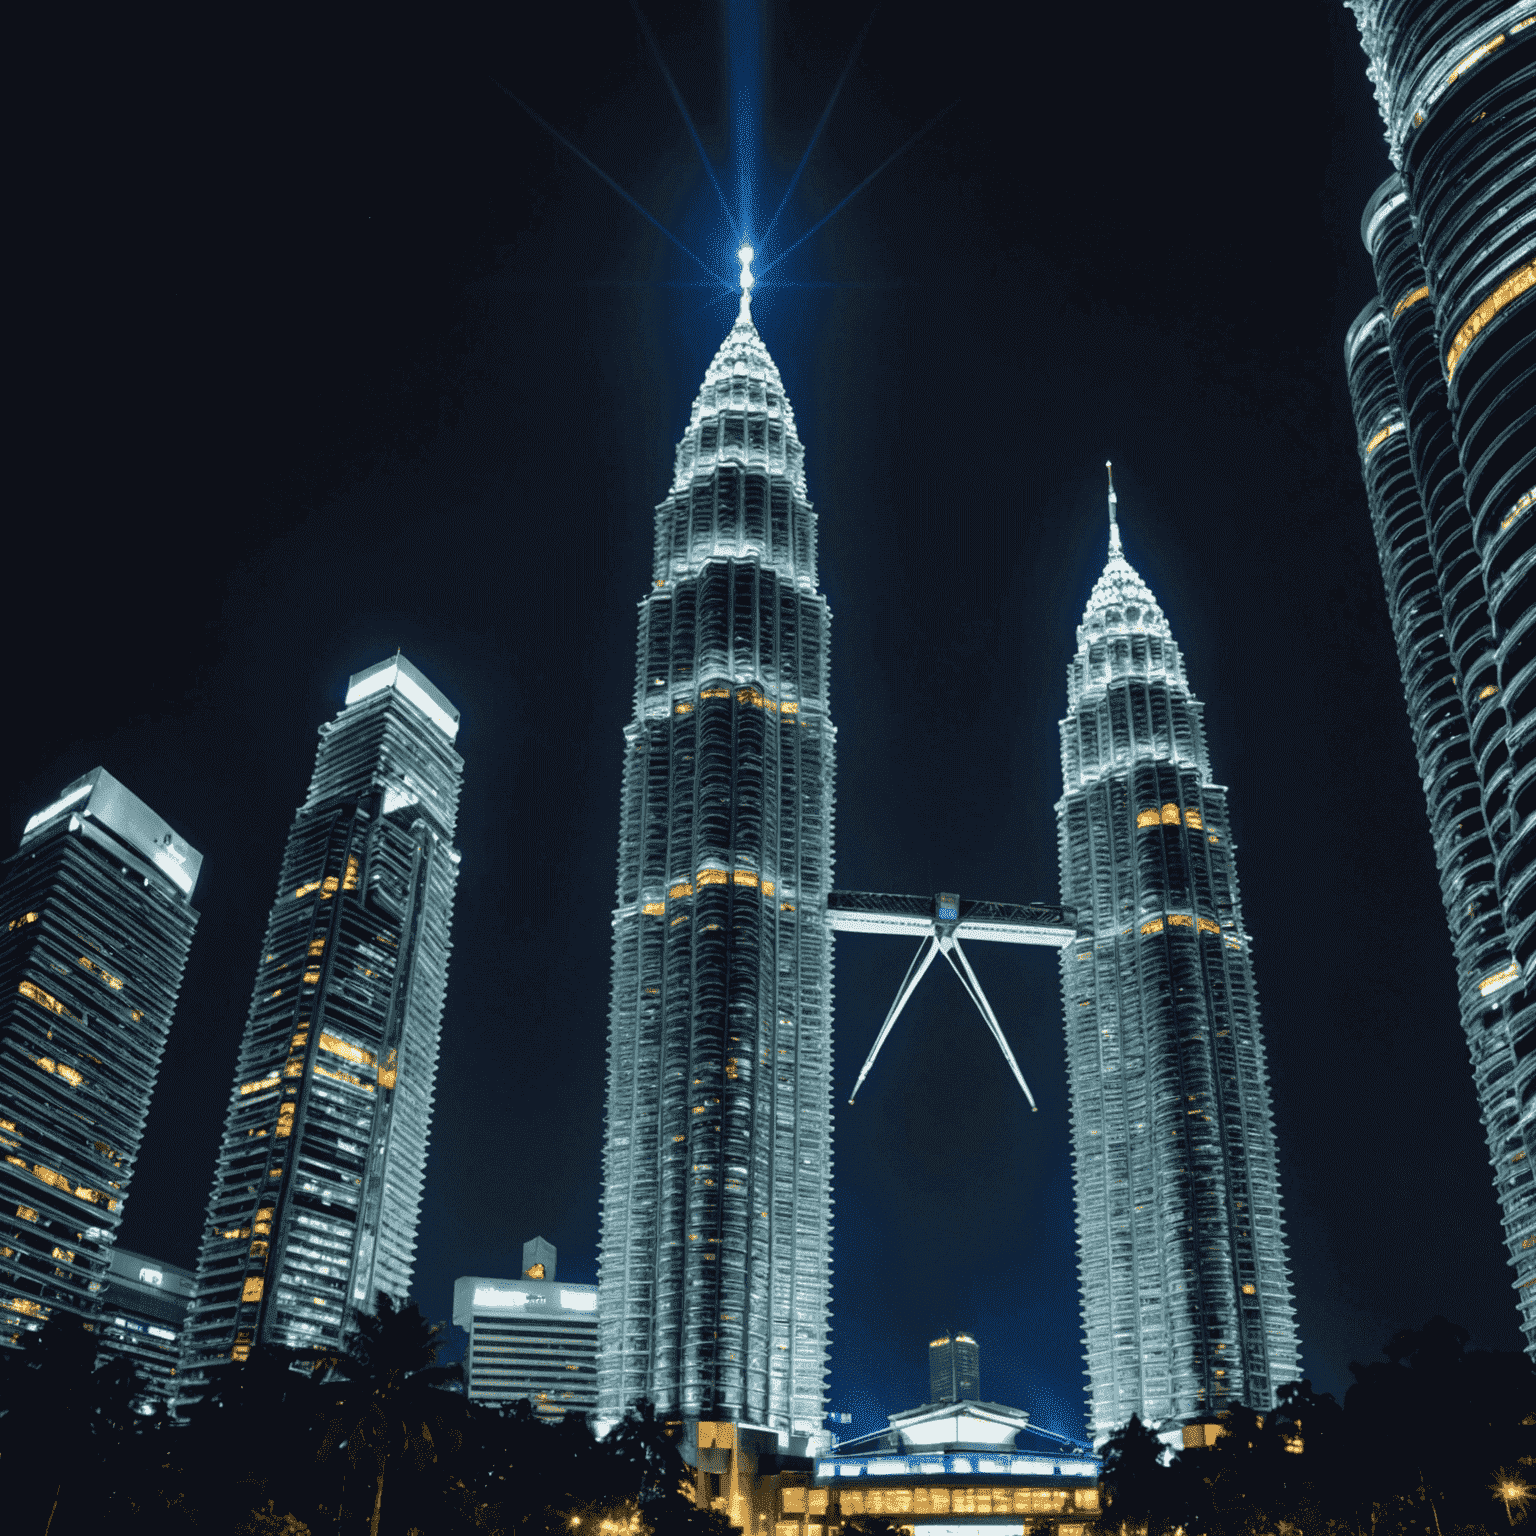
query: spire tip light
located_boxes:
[737,243,755,323]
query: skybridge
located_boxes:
[827,891,1078,1110]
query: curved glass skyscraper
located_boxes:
[1057,492,1298,1441]
[597,284,834,1444]
[1345,0,1536,1350]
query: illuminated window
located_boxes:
[295,880,321,899]
[77,955,125,990]
[697,869,728,886]
[1242,1283,1256,1295]
[8,911,39,931]
[1478,684,1500,701]
[669,880,694,899]
[642,902,665,915]
[1480,961,1520,998]
[1184,808,1203,829]
[700,686,730,699]
[1197,917,1220,934]
[342,854,360,891]
[1168,913,1194,928]
[275,1103,295,1138]
[1136,808,1161,828]
[525,1262,546,1279]
[1392,284,1429,319]
[240,1074,280,1097]
[19,981,73,1020]
[782,1490,806,1514]
[1503,488,1534,532]
[378,1048,398,1089]
[319,1032,376,1069]
[1365,422,1402,455]
[733,870,760,888]
[314,1063,374,1093]
[1161,802,1180,824]
[303,968,321,984]
[5,1296,45,1316]
[674,701,694,714]
[16,1206,38,1222]
[1140,917,1164,935]
[1447,258,1535,379]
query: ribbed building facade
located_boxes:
[597,291,835,1445]
[1,769,201,1347]
[179,656,462,1388]
[1057,503,1298,1442]
[1345,0,1536,1348]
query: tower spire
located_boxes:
[737,242,755,325]
[1106,460,1121,554]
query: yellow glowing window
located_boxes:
[1197,917,1221,935]
[1448,31,1505,85]
[242,1277,264,1303]
[378,1048,398,1089]
[319,1032,376,1069]
[1478,684,1500,701]
[673,1134,685,1142]
[295,880,321,899]
[780,700,799,713]
[700,686,730,699]
[1392,284,1429,319]
[1161,802,1180,824]
[1365,422,1402,455]
[1448,259,1535,379]
[308,938,326,956]
[669,880,694,899]
[761,880,775,896]
[77,956,124,990]
[1480,960,1520,998]
[780,902,795,911]
[16,1205,38,1222]
[642,901,665,915]
[1209,833,1220,844]
[240,1074,280,1097]
[51,1246,74,1263]
[314,1063,373,1093]
[9,911,39,931]
[342,855,359,891]
[1242,1282,1256,1295]
[1184,808,1203,829]
[19,981,73,1020]
[696,869,728,886]
[1136,808,1160,828]
[5,1296,44,1316]
[733,869,759,888]
[302,968,321,984]
[1140,917,1164,935]
[275,1104,295,1138]
[1168,913,1194,928]
[321,876,339,897]
[1504,489,1535,531]
[1077,1489,1100,1512]
[674,701,693,714]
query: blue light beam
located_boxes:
[760,7,878,250]
[629,0,735,232]
[760,99,959,279]
[492,79,731,290]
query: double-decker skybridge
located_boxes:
[826,890,1078,1107]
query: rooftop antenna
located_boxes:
[738,243,755,324]
[1107,460,1121,554]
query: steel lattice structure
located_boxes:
[1057,486,1298,1441]
[597,271,835,1443]
[179,656,462,1393]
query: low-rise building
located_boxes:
[98,1245,195,1415]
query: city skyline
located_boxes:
[5,0,1524,1443]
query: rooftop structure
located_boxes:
[1,768,200,1347]
[1057,476,1299,1439]
[179,654,462,1391]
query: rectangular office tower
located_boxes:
[1057,493,1299,1441]
[98,1246,196,1415]
[453,1242,598,1419]
[597,282,835,1444]
[179,656,462,1383]
[1,769,201,1345]
[929,1333,980,1405]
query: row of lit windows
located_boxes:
[292,855,361,901]
[3,1156,116,1210]
[1135,803,1209,833]
[669,684,802,716]
[642,869,778,914]
[786,1487,1096,1516]
[1139,914,1223,938]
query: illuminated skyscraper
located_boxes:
[1057,484,1299,1441]
[0,769,201,1346]
[597,255,834,1446]
[179,655,462,1387]
[1344,0,1536,1350]
[928,1332,980,1405]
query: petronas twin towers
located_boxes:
[596,277,1298,1443]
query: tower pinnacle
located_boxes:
[737,242,755,324]
[1107,460,1121,554]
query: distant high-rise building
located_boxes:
[1057,483,1299,1441]
[0,769,201,1348]
[98,1245,195,1414]
[596,260,835,1445]
[179,655,462,1388]
[454,1241,598,1419]
[929,1333,980,1405]
[1344,0,1536,1350]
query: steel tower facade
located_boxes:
[179,656,462,1389]
[1,769,201,1347]
[1345,0,1536,1350]
[597,277,835,1444]
[1057,494,1298,1441]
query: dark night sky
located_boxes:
[9,1,1519,1442]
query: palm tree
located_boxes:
[317,1291,464,1536]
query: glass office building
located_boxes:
[597,282,835,1444]
[98,1245,195,1414]
[0,769,201,1347]
[1056,496,1298,1440]
[1344,0,1536,1349]
[179,655,462,1389]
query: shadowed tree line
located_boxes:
[0,1294,739,1536]
[1097,1318,1536,1536]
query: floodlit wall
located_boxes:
[179,657,462,1391]
[0,770,200,1347]
[1056,530,1298,1441]
[1346,0,1536,1352]
[598,302,834,1441]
